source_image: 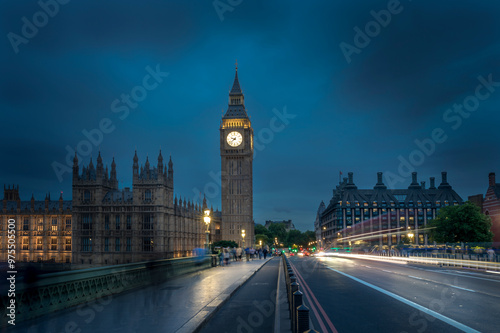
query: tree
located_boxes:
[213,240,238,248]
[428,201,493,243]
[255,223,272,238]
[255,234,270,246]
[268,223,287,244]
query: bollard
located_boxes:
[297,304,309,333]
[289,282,299,313]
[292,290,303,333]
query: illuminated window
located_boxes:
[65,238,71,251]
[65,218,71,230]
[51,219,58,231]
[36,238,43,250]
[51,238,57,250]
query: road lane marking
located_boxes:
[325,266,481,333]
[408,275,423,280]
[274,259,281,333]
[414,267,500,283]
[450,285,476,292]
[290,261,338,333]
[486,270,500,275]
[382,270,393,273]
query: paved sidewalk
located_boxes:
[5,257,272,333]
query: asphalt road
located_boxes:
[288,255,500,333]
[199,257,280,333]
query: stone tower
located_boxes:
[220,64,254,247]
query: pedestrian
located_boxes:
[259,249,263,259]
[231,247,237,261]
[250,248,255,260]
[219,249,224,266]
[237,247,242,261]
[263,248,268,259]
[487,248,495,262]
[245,247,250,262]
[224,248,230,265]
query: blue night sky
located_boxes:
[1,0,499,231]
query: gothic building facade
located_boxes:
[220,66,254,247]
[317,171,464,249]
[71,151,218,266]
[0,185,72,263]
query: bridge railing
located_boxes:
[2,255,212,327]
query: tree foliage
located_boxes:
[428,201,493,243]
[254,223,316,247]
[213,240,238,248]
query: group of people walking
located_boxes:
[217,246,269,266]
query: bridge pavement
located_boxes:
[3,257,272,333]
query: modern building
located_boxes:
[317,171,463,249]
[264,220,296,232]
[220,65,254,247]
[469,172,500,243]
[0,185,72,263]
[71,151,219,266]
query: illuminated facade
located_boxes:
[220,66,254,247]
[318,172,463,249]
[0,186,72,263]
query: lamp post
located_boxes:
[204,209,211,253]
[407,227,414,245]
[241,229,246,248]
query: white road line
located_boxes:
[325,266,481,333]
[450,285,476,293]
[274,260,281,333]
[381,270,393,273]
[486,270,500,275]
[408,275,423,280]
[415,267,500,283]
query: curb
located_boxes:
[176,257,275,333]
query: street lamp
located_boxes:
[241,229,246,248]
[259,240,262,248]
[407,227,414,244]
[204,209,211,253]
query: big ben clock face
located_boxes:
[227,131,243,147]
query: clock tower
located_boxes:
[220,65,254,247]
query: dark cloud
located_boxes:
[1,0,499,231]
